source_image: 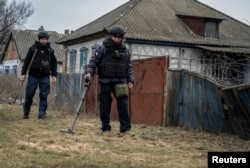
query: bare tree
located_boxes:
[0,0,34,51]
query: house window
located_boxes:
[4,65,9,75]
[205,22,218,38]
[178,15,222,39]
[12,65,17,75]
[79,47,88,73]
[69,49,77,73]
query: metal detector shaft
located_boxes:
[12,82,24,105]
[60,78,92,133]
[9,82,24,113]
[67,87,88,132]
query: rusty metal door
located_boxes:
[129,56,169,126]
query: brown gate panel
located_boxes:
[130,93,163,125]
[129,56,169,126]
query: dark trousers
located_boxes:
[23,76,50,117]
[98,83,131,132]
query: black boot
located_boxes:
[23,112,29,119]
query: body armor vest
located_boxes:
[100,48,128,78]
[30,49,51,74]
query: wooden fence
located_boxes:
[167,69,250,139]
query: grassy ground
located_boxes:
[0,103,249,168]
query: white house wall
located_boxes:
[129,43,201,71]
[57,64,62,73]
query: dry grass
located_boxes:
[0,103,249,168]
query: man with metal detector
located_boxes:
[20,31,57,119]
[85,25,134,134]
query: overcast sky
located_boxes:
[8,0,250,34]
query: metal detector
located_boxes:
[60,77,92,134]
[9,49,38,113]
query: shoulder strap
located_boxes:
[27,49,38,72]
[31,44,36,53]
[48,47,54,55]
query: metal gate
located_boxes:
[129,56,169,126]
[85,56,169,126]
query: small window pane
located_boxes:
[4,65,9,75]
[69,49,77,73]
[80,47,88,73]
[12,65,17,75]
[205,22,217,38]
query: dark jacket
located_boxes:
[87,37,134,84]
[21,41,57,77]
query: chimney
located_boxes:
[64,29,69,35]
[38,26,44,31]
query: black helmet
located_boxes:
[109,25,126,38]
[37,31,50,39]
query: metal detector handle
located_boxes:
[84,77,92,87]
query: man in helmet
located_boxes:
[85,25,134,135]
[20,30,57,119]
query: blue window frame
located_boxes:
[4,65,9,75]
[69,49,77,73]
[79,47,88,73]
[12,65,17,75]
